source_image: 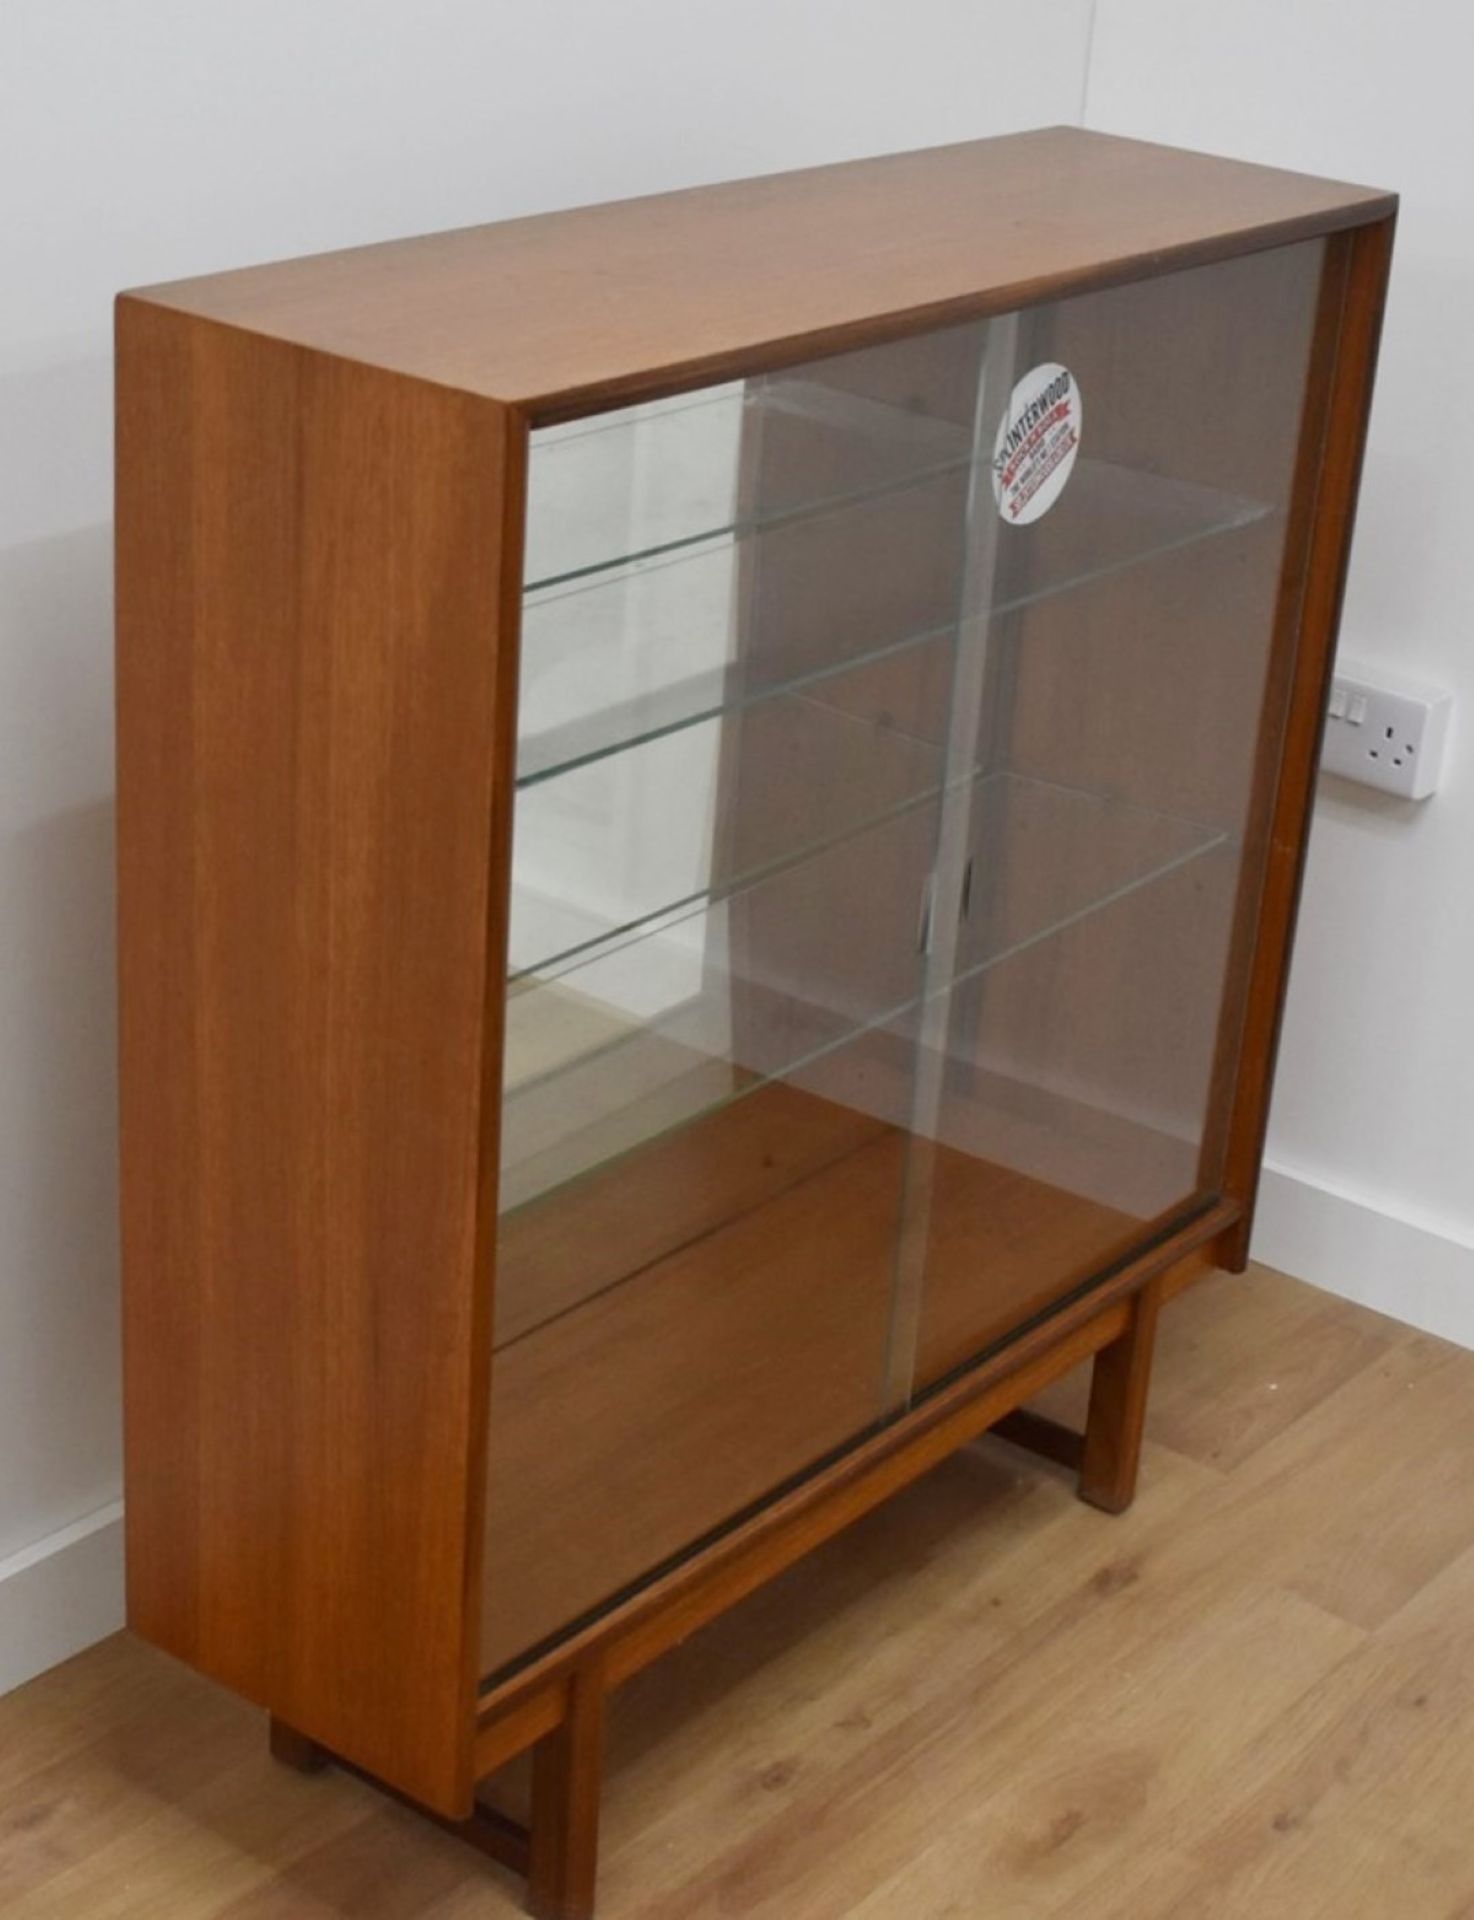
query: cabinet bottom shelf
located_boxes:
[482,1077,1212,1681]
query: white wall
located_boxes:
[1086,4,1474,1345]
[0,1,1095,1692]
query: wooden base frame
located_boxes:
[269,1214,1230,1919]
[270,1715,534,1880]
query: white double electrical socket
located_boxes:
[1320,658,1452,801]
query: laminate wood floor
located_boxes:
[7,1263,1474,1918]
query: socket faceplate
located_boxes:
[1321,660,1451,800]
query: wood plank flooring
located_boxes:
[7,1263,1474,1918]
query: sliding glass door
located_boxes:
[481,235,1325,1680]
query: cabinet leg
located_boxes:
[528,1663,605,1920]
[1079,1278,1163,1515]
[269,1715,329,1774]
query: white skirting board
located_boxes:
[1252,1159,1474,1351]
[0,1500,124,1698]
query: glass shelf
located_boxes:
[517,454,1271,792]
[509,669,954,985]
[523,376,974,594]
[499,769,1226,1247]
[509,592,1238,988]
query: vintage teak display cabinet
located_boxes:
[116,129,1395,1917]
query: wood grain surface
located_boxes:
[1217,216,1396,1263]
[124,129,1394,418]
[116,298,520,1816]
[8,1268,1472,1919]
[480,1078,1180,1675]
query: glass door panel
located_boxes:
[481,237,1329,1683]
[903,238,1328,1395]
[482,323,989,1678]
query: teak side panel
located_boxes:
[115,297,516,1817]
[129,129,1395,417]
[1219,215,1397,1262]
[1192,235,1357,1198]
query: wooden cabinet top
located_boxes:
[121,127,1394,420]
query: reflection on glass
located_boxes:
[483,239,1326,1683]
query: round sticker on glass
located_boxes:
[991,363,1082,525]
